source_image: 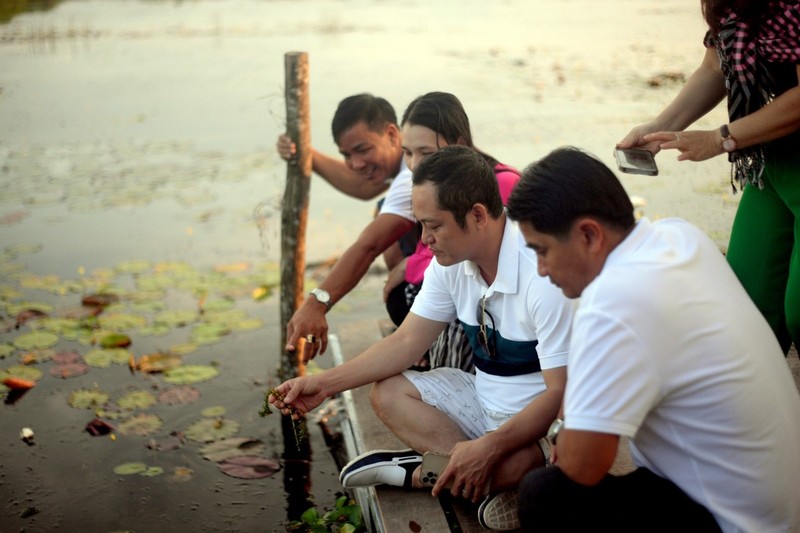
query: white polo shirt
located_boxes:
[565,217,800,532]
[410,218,573,415]
[377,159,414,222]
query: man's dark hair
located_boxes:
[413,145,503,229]
[507,147,635,238]
[331,94,397,144]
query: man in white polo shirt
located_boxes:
[269,146,574,531]
[507,147,800,532]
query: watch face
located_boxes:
[722,138,737,152]
[312,288,330,304]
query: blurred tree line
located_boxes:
[1,0,64,24]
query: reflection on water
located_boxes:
[0,141,284,278]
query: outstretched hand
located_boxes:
[285,301,329,362]
[643,129,723,162]
[269,376,327,418]
[616,123,663,155]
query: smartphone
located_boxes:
[419,452,451,488]
[615,147,658,176]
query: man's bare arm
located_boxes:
[555,429,619,486]
[311,149,390,200]
[285,213,415,355]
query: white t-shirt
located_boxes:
[565,217,800,533]
[411,219,573,415]
[377,159,414,222]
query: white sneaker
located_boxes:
[478,491,519,530]
[339,449,422,489]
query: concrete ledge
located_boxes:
[330,320,460,532]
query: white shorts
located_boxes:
[402,367,514,439]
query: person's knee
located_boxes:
[518,467,575,529]
[369,375,411,420]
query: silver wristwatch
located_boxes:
[309,288,332,311]
[547,418,564,445]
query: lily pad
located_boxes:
[118,389,157,411]
[52,350,85,365]
[117,413,163,436]
[13,331,59,350]
[202,298,235,313]
[81,293,120,308]
[234,318,263,331]
[154,309,198,328]
[157,385,200,405]
[99,333,132,349]
[218,455,280,479]
[15,308,48,326]
[189,322,229,345]
[68,388,111,410]
[38,317,84,338]
[136,353,181,374]
[0,343,16,359]
[20,350,49,364]
[84,348,131,368]
[185,417,240,443]
[201,406,226,418]
[168,342,198,356]
[0,365,43,383]
[163,365,218,385]
[147,431,185,451]
[200,437,265,462]
[137,323,170,337]
[6,301,53,316]
[140,466,164,477]
[98,312,147,331]
[50,362,90,379]
[113,462,148,475]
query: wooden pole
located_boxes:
[279,51,311,382]
[279,51,313,521]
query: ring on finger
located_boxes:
[674,133,680,141]
[306,334,317,344]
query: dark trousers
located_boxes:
[518,466,721,532]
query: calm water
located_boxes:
[0,1,737,530]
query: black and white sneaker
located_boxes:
[478,491,519,530]
[339,449,422,489]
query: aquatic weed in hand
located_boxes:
[259,387,308,450]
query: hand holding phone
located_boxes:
[419,452,451,489]
[615,147,658,176]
